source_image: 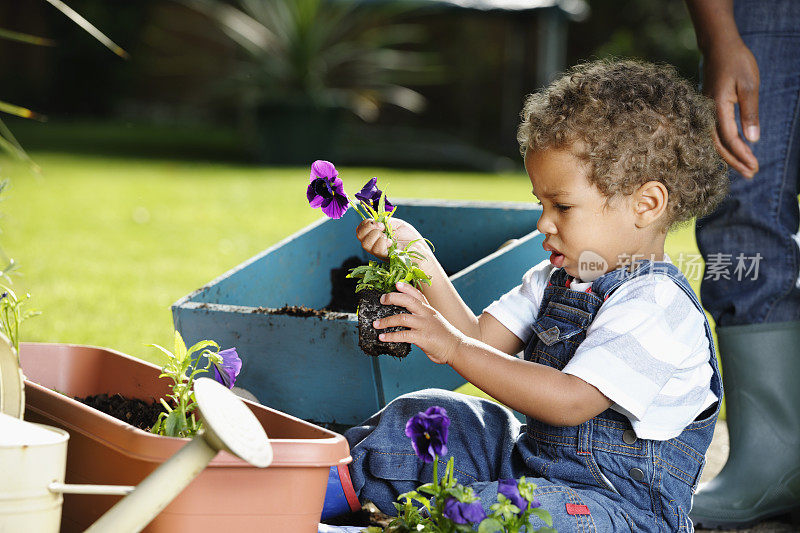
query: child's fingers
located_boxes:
[378,328,415,344]
[380,290,428,315]
[373,312,421,331]
[355,219,384,240]
[361,229,389,256]
[394,281,428,303]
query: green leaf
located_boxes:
[378,191,386,214]
[0,28,56,46]
[410,267,428,279]
[173,331,188,363]
[530,507,553,526]
[148,343,176,362]
[0,100,43,120]
[186,339,218,358]
[163,410,184,437]
[150,412,166,434]
[44,0,129,58]
[418,483,436,495]
[477,517,503,533]
[361,200,378,220]
[347,265,370,278]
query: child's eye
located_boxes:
[536,201,542,206]
[555,204,572,212]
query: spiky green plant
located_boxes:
[0,0,128,170]
[178,0,438,121]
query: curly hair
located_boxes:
[517,59,728,230]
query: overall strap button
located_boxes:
[629,467,645,481]
[622,429,637,444]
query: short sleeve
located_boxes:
[562,274,711,428]
[483,260,554,344]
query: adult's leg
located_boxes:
[695,2,800,326]
[692,0,800,527]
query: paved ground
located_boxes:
[696,421,797,532]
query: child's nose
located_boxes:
[536,211,557,235]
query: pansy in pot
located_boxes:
[149,331,243,438]
[212,347,242,390]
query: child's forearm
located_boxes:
[448,337,612,426]
[412,242,482,340]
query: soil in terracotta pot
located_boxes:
[76,393,163,431]
[358,289,411,358]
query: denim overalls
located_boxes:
[345,261,722,532]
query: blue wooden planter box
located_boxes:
[172,200,546,427]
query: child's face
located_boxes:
[525,147,640,280]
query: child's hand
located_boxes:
[373,282,464,366]
[356,218,427,261]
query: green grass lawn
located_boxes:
[2,150,709,373]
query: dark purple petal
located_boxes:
[443,497,486,524]
[355,177,378,204]
[355,177,394,213]
[321,194,349,219]
[311,160,337,181]
[313,177,335,199]
[404,406,450,462]
[308,174,349,218]
[329,176,347,197]
[307,181,326,207]
[212,348,242,389]
[498,479,528,514]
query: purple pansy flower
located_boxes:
[443,497,486,524]
[498,478,539,514]
[307,160,349,219]
[212,347,242,389]
[404,406,450,463]
[355,177,394,213]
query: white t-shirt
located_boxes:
[484,260,718,441]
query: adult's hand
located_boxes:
[701,36,760,178]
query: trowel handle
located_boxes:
[84,435,218,533]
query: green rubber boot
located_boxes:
[690,321,800,529]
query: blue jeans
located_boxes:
[345,389,640,532]
[696,0,800,326]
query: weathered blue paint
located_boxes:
[173,200,548,426]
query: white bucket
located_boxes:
[0,413,69,532]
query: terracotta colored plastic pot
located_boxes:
[19,342,351,533]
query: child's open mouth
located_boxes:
[549,251,565,268]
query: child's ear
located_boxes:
[633,181,668,229]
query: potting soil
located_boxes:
[357,289,411,358]
[76,393,163,431]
